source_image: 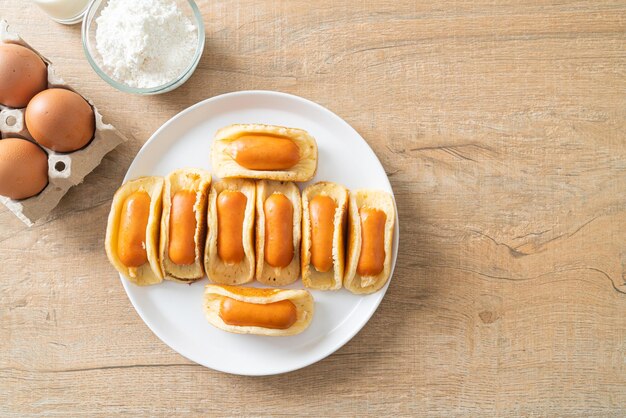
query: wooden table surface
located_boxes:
[1,1,625,416]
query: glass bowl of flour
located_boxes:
[82,0,205,95]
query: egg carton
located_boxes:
[0,20,128,226]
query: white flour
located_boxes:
[95,0,198,89]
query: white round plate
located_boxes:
[122,90,399,375]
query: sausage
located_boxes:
[117,190,151,268]
[356,207,386,276]
[264,193,294,267]
[168,190,197,265]
[309,195,337,273]
[229,135,300,170]
[217,190,247,264]
[219,297,297,329]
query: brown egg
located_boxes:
[25,88,95,153]
[0,43,48,108]
[0,138,48,200]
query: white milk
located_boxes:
[32,0,92,24]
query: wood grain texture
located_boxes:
[1,0,625,416]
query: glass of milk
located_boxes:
[32,0,92,25]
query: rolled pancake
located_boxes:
[204,179,255,285]
[159,168,211,282]
[203,285,314,336]
[301,181,348,290]
[212,124,317,182]
[105,176,164,286]
[343,189,395,294]
[255,180,302,286]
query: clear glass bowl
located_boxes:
[81,0,205,95]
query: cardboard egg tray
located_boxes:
[0,20,127,226]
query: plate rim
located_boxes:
[120,90,399,375]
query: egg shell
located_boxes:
[0,137,48,200]
[26,88,95,153]
[0,43,47,108]
[0,19,128,226]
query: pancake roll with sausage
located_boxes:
[159,168,211,282]
[344,190,395,294]
[211,124,317,182]
[301,182,348,290]
[204,179,256,285]
[105,177,164,286]
[203,285,314,336]
[255,180,302,286]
